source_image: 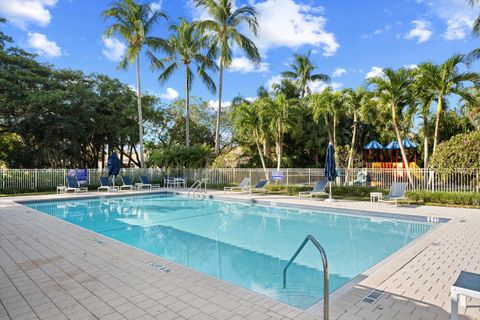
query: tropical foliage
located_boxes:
[429,130,480,169]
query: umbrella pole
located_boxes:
[325,181,336,202]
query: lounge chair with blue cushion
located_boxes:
[139,175,160,189]
[224,177,251,193]
[249,179,269,194]
[66,176,88,193]
[380,182,408,205]
[98,177,115,192]
[120,176,134,190]
[299,180,328,198]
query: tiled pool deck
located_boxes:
[1,189,479,320]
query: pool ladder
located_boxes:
[283,234,329,320]
[188,179,207,197]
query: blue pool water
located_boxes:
[25,193,437,309]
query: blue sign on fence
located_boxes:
[68,169,88,186]
[271,171,284,181]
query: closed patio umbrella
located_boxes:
[324,142,337,202]
[107,151,120,190]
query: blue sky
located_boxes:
[1,0,479,108]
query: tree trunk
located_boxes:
[423,113,429,167]
[214,57,224,155]
[276,123,282,171]
[254,129,268,179]
[333,113,339,165]
[432,95,443,157]
[324,114,333,143]
[185,64,190,148]
[136,55,145,168]
[344,111,358,185]
[392,104,413,185]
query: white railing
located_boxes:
[0,167,479,193]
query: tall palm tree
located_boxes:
[264,93,298,170]
[310,87,347,165]
[412,62,437,166]
[154,18,217,148]
[281,51,330,98]
[368,67,414,184]
[102,0,167,168]
[429,55,478,156]
[343,87,370,183]
[233,101,268,178]
[193,0,261,155]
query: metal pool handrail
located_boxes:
[283,234,329,320]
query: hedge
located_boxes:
[430,130,480,169]
[407,190,480,207]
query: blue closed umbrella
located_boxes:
[107,151,120,189]
[324,142,337,202]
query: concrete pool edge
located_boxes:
[2,189,478,319]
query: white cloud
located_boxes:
[405,19,433,43]
[404,64,418,69]
[309,80,342,93]
[252,0,339,56]
[160,88,179,101]
[27,32,61,57]
[208,100,232,110]
[365,66,384,79]
[417,0,475,40]
[444,13,473,40]
[332,67,347,78]
[374,23,392,35]
[228,56,269,73]
[102,37,126,62]
[150,1,162,11]
[266,74,283,90]
[0,0,57,29]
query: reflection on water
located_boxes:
[27,194,436,309]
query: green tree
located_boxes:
[343,87,370,183]
[412,62,437,166]
[428,55,478,158]
[102,0,167,167]
[368,67,415,184]
[155,18,217,147]
[310,88,348,165]
[194,0,260,155]
[232,101,268,177]
[281,51,330,98]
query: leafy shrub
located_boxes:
[407,190,480,207]
[429,130,480,169]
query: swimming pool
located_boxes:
[25,193,439,309]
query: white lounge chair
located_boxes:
[299,180,328,198]
[380,182,408,205]
[66,176,88,193]
[249,179,269,194]
[120,176,134,190]
[139,175,160,189]
[98,177,114,192]
[224,177,251,193]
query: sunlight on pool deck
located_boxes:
[1,189,479,320]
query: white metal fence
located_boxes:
[1,167,479,193]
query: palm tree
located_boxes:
[233,101,268,178]
[310,87,347,165]
[429,55,478,156]
[281,51,330,98]
[367,67,414,184]
[343,87,370,184]
[154,18,217,148]
[412,62,437,166]
[264,93,298,170]
[193,0,260,155]
[102,0,167,168]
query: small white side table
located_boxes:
[370,192,383,202]
[451,271,480,320]
[57,186,66,194]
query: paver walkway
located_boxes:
[0,190,479,320]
